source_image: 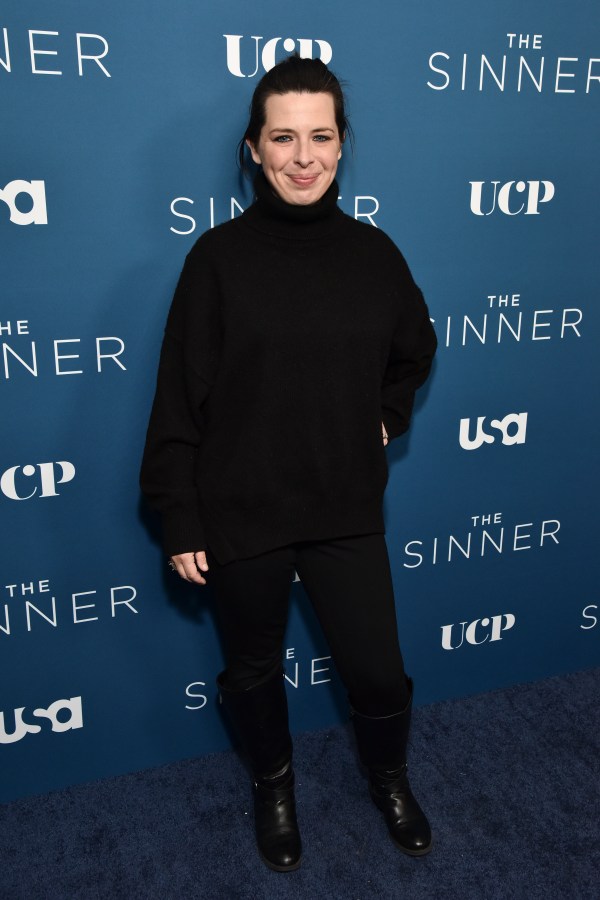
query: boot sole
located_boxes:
[389,834,433,857]
[258,850,302,872]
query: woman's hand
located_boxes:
[382,422,389,446]
[170,550,209,585]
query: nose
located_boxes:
[294,137,314,168]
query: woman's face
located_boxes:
[246,91,343,206]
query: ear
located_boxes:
[338,131,345,160]
[246,138,262,166]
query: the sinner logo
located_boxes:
[469,180,554,215]
[224,35,332,77]
[0,696,83,744]
[0,28,110,77]
[0,180,47,225]
[459,413,528,450]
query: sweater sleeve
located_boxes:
[381,265,437,442]
[139,242,222,556]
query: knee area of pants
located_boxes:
[223,659,282,691]
[350,679,410,718]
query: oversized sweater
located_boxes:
[140,172,437,565]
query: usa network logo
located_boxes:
[0,179,47,225]
[224,35,332,76]
[459,413,527,450]
[0,696,83,744]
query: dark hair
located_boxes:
[238,54,352,172]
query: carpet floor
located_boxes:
[1,668,599,899]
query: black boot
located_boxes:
[351,678,432,856]
[217,667,302,872]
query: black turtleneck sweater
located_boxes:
[140,172,437,564]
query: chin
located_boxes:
[287,193,322,206]
[282,183,331,206]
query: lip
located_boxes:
[287,174,320,187]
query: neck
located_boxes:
[241,169,342,240]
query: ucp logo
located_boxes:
[459,413,528,451]
[469,180,554,216]
[224,35,332,77]
[441,615,516,650]
[0,180,47,225]
[0,697,83,744]
[1,461,76,500]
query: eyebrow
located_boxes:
[268,127,335,135]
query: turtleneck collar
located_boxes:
[240,169,343,240]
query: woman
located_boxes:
[140,54,437,872]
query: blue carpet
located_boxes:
[1,668,599,899]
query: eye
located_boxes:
[313,134,332,142]
[273,135,292,143]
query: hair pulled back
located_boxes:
[238,54,351,172]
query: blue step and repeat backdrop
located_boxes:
[2,1,599,802]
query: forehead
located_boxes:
[262,92,336,128]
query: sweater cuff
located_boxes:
[162,510,206,558]
[381,409,408,442]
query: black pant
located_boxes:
[205,533,409,717]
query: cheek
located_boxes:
[325,143,341,164]
[262,146,288,171]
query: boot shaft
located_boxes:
[217,667,293,778]
[351,677,413,771]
